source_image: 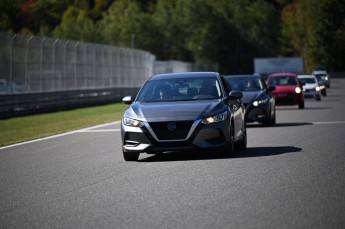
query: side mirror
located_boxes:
[267,86,276,91]
[228,91,243,100]
[122,96,133,105]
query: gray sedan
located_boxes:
[121,72,247,161]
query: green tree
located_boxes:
[52,6,97,42]
[30,0,71,35]
[281,0,316,69]
[233,0,281,57]
[149,0,193,61]
[98,0,151,48]
[281,0,345,72]
[310,0,345,71]
[178,0,281,73]
[0,0,35,34]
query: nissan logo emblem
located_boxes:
[166,122,177,131]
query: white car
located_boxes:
[298,75,321,101]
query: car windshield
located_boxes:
[136,77,223,102]
[314,73,327,77]
[299,78,316,84]
[225,77,264,91]
[268,76,298,86]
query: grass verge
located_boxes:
[0,103,128,147]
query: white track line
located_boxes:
[0,121,121,150]
[312,121,345,125]
[1,120,344,150]
[81,129,121,132]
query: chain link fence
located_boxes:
[0,32,217,117]
[0,32,155,94]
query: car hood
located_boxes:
[241,91,265,104]
[303,83,318,89]
[273,85,298,92]
[125,99,226,122]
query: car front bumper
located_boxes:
[244,103,271,123]
[121,119,231,153]
[274,92,303,105]
[303,89,321,99]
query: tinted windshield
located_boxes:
[299,78,316,84]
[136,77,223,102]
[268,76,298,86]
[225,77,264,91]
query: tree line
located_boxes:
[1,0,344,74]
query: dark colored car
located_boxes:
[312,66,330,88]
[267,73,305,109]
[121,72,247,161]
[224,74,276,126]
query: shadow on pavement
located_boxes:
[139,146,302,162]
[276,106,332,111]
[247,122,312,128]
[234,146,302,158]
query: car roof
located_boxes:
[298,75,316,78]
[268,73,297,77]
[149,72,220,81]
[224,74,260,78]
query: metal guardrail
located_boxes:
[0,87,140,118]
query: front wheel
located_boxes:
[263,107,276,126]
[298,101,305,109]
[222,124,235,154]
[236,129,247,151]
[123,150,139,161]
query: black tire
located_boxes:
[322,89,327,96]
[298,101,305,109]
[236,129,247,151]
[123,150,139,161]
[263,107,275,126]
[262,119,271,126]
[272,110,276,125]
[222,124,235,154]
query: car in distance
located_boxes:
[266,73,305,109]
[224,74,276,126]
[312,66,330,88]
[121,72,247,161]
[298,75,321,101]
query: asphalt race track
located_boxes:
[1,79,345,228]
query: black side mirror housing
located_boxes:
[267,86,276,91]
[228,91,243,100]
[122,96,133,105]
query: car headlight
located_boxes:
[315,86,321,91]
[123,117,144,127]
[202,111,228,124]
[253,98,269,106]
[295,87,302,93]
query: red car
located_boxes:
[267,73,305,109]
